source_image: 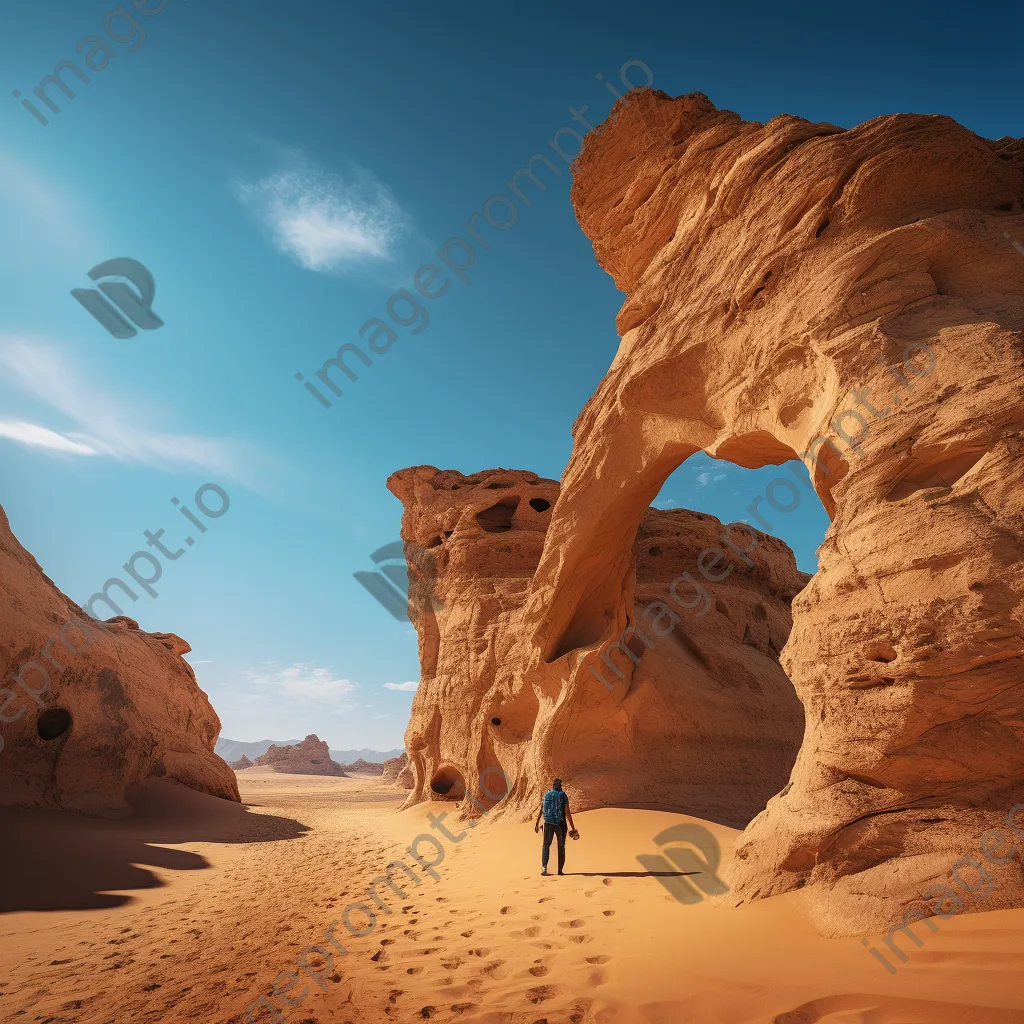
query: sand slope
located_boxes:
[2,770,1023,1023]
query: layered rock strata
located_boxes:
[0,504,239,816]
[388,466,807,828]
[530,88,1024,933]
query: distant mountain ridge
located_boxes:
[216,737,403,765]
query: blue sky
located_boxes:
[1,0,1021,749]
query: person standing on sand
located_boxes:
[534,777,579,876]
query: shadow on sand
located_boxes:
[561,871,701,878]
[0,779,310,914]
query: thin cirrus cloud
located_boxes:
[383,681,418,692]
[233,151,410,272]
[244,662,356,709]
[0,420,97,456]
[0,335,257,481]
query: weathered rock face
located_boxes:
[382,752,413,787]
[253,735,347,776]
[388,466,807,828]
[344,758,385,773]
[534,88,1024,933]
[230,754,253,770]
[0,504,239,817]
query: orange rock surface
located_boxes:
[0,504,238,817]
[252,734,348,776]
[530,88,1024,934]
[381,752,413,787]
[388,466,806,828]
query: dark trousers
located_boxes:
[542,821,567,872]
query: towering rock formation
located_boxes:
[530,88,1024,933]
[0,504,238,816]
[388,466,807,828]
[252,735,348,776]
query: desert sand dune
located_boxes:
[3,771,1024,1023]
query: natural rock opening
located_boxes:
[430,766,466,799]
[37,707,72,741]
[475,497,519,533]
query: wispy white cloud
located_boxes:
[383,680,418,692]
[234,151,409,272]
[695,471,727,488]
[0,420,97,456]
[0,335,256,480]
[245,662,356,710]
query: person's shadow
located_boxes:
[0,779,310,913]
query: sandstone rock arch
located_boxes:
[389,466,808,830]
[526,89,1024,933]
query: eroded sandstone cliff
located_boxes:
[388,466,807,829]
[531,88,1024,934]
[0,504,239,816]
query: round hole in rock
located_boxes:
[491,717,502,726]
[529,497,551,513]
[430,766,466,800]
[37,707,72,741]
[648,546,661,556]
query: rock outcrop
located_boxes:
[382,752,413,788]
[230,754,253,770]
[388,466,807,828]
[343,758,385,773]
[529,88,1024,934]
[252,735,348,776]
[0,504,239,817]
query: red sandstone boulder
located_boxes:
[0,503,239,817]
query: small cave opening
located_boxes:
[475,497,520,533]
[648,545,662,556]
[37,707,72,741]
[490,717,502,726]
[529,497,551,513]
[430,766,467,800]
[865,641,898,663]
